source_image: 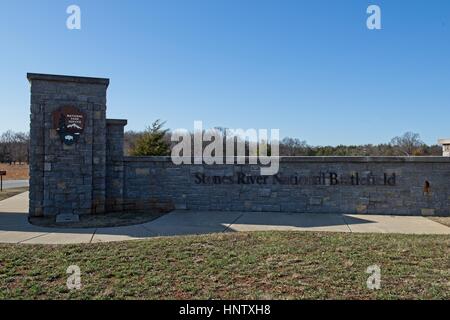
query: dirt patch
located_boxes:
[0,187,29,201]
[29,210,170,229]
[0,163,29,180]
[428,216,450,228]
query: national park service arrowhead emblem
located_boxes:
[52,106,86,146]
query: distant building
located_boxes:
[438,139,450,156]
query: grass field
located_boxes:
[0,163,29,180]
[0,231,448,300]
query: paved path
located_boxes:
[1,179,29,190]
[0,192,449,245]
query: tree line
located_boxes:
[0,130,29,164]
[124,121,442,157]
[0,125,442,164]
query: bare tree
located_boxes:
[390,132,424,156]
[280,138,308,156]
[0,130,29,163]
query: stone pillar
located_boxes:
[438,139,450,157]
[106,119,127,212]
[27,73,109,221]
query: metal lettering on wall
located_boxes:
[194,172,397,186]
[52,106,86,146]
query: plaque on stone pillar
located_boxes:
[52,106,86,145]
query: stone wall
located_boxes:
[28,73,450,219]
[122,157,450,216]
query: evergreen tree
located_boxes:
[130,120,170,156]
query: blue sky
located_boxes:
[1,0,449,146]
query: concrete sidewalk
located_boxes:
[0,192,449,245]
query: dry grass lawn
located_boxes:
[0,231,448,300]
[0,163,29,180]
[0,187,29,201]
[29,211,169,228]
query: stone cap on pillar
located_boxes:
[438,139,450,157]
[27,73,110,87]
[438,139,450,145]
[106,119,128,126]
